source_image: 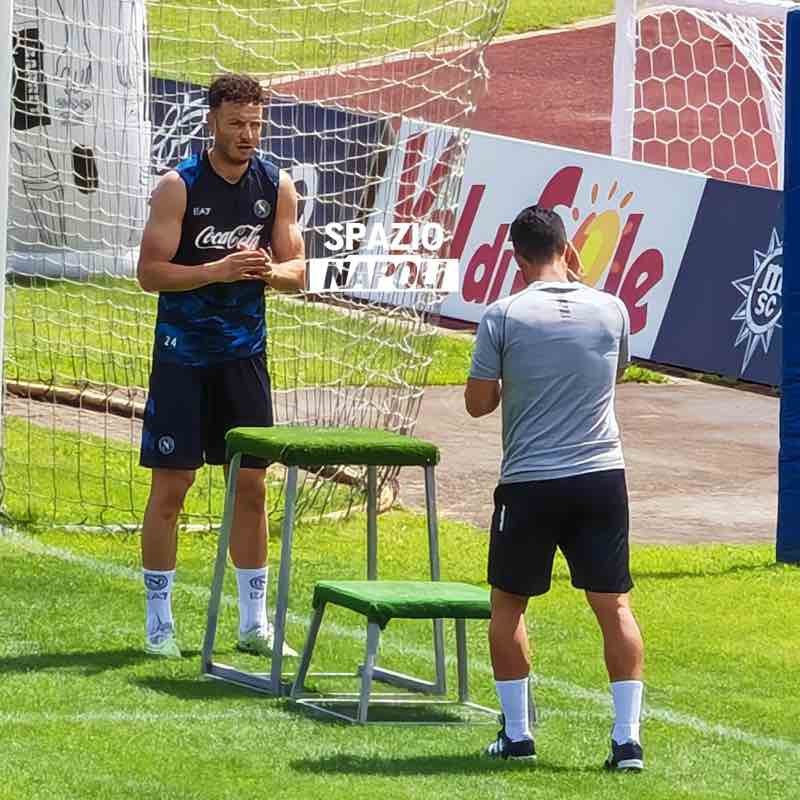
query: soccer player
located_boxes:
[136,74,305,659]
[466,206,645,771]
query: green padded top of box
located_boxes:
[225,426,439,467]
[312,580,490,629]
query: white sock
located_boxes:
[235,566,268,637]
[611,680,643,744]
[143,569,175,641]
[495,677,532,742]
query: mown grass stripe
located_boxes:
[3,525,798,756]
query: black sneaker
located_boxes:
[486,715,536,760]
[604,739,644,772]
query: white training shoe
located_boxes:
[145,623,182,659]
[237,624,298,658]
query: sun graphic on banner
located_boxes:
[569,180,636,287]
[731,228,783,373]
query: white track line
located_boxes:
[266,14,614,90]
[2,527,798,755]
[490,14,615,46]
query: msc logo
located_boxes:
[731,229,782,372]
[144,574,169,591]
[158,436,176,456]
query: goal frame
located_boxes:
[612,0,797,188]
[613,0,799,562]
[0,0,503,530]
[778,8,800,563]
[0,0,11,458]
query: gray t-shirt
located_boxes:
[469,281,630,483]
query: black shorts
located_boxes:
[139,354,274,470]
[488,469,632,597]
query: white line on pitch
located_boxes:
[0,705,601,727]
[0,708,287,725]
[2,527,798,755]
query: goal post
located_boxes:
[0,0,12,461]
[614,0,800,562]
[779,8,800,564]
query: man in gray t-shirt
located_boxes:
[465,206,645,771]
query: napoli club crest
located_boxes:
[253,199,271,219]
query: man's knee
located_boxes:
[586,592,641,634]
[149,469,195,517]
[491,587,529,617]
[586,591,630,614]
[234,469,267,513]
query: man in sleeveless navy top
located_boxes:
[137,74,305,659]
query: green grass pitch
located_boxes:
[1,521,797,799]
[6,5,790,799]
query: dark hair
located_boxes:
[509,205,567,267]
[208,74,265,109]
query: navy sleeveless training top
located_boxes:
[153,151,279,367]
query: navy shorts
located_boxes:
[488,469,633,597]
[140,354,274,470]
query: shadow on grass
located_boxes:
[633,562,789,582]
[286,699,482,726]
[0,648,149,675]
[132,675,275,701]
[290,753,600,777]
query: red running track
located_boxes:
[470,24,616,155]
[468,20,778,188]
[275,19,779,187]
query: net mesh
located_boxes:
[3,0,506,528]
[620,1,790,188]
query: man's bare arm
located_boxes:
[465,377,502,418]
[264,171,305,292]
[137,173,268,293]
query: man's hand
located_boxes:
[214,248,269,283]
[565,241,585,283]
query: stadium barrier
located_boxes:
[397,128,783,386]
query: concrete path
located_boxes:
[399,380,779,545]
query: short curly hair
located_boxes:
[208,74,265,109]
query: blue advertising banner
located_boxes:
[650,178,783,386]
[149,78,385,258]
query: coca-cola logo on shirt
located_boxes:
[195,224,264,250]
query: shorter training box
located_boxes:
[291,580,498,724]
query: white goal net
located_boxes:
[1,0,507,529]
[612,0,796,188]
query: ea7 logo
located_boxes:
[193,207,212,216]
